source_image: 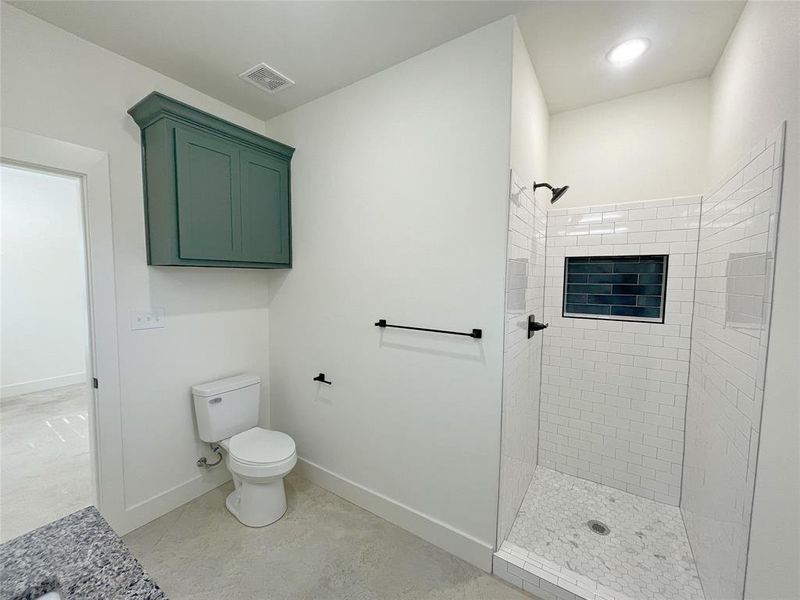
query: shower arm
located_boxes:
[533,181,570,203]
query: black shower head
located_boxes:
[551,185,570,203]
[533,181,570,204]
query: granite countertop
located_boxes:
[0,506,166,600]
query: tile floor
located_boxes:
[124,473,533,600]
[0,384,93,542]
[496,467,704,600]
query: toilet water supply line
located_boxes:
[196,444,223,469]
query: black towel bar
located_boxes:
[374,319,482,339]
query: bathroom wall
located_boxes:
[496,23,549,548]
[264,18,515,568]
[689,3,799,598]
[540,197,700,504]
[681,124,785,600]
[1,166,88,397]
[549,79,709,209]
[509,23,549,188]
[497,175,547,547]
[1,4,270,533]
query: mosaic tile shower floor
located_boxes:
[498,467,704,600]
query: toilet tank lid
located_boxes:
[192,374,261,397]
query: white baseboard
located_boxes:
[295,457,494,571]
[109,468,232,536]
[1,372,87,398]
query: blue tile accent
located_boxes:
[570,262,613,273]
[566,293,588,304]
[611,284,663,296]
[564,255,667,322]
[637,296,663,307]
[587,273,639,284]
[639,273,664,285]
[613,261,664,273]
[566,303,610,316]
[588,294,637,306]
[610,305,661,318]
[567,283,613,294]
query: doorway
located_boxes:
[0,163,95,541]
[0,127,125,536]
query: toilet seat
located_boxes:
[221,427,296,479]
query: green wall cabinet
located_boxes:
[128,92,294,268]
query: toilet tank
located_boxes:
[192,374,261,442]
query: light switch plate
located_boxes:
[130,308,165,330]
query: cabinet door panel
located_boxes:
[175,127,241,261]
[240,149,290,264]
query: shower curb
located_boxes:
[493,543,630,600]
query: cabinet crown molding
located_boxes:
[128,91,295,160]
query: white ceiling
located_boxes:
[517,1,745,112]
[9,0,745,119]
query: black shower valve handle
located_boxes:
[527,315,549,339]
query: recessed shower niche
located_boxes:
[563,255,668,322]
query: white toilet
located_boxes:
[192,374,296,527]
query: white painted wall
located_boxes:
[549,79,710,209]
[1,165,88,397]
[0,4,270,531]
[496,23,550,547]
[510,23,549,188]
[263,18,514,567]
[702,3,799,599]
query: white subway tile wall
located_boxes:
[681,123,786,600]
[539,195,702,504]
[496,172,548,546]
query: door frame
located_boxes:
[1,127,125,529]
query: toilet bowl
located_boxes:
[192,374,297,528]
[219,427,297,527]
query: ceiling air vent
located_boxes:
[239,63,294,94]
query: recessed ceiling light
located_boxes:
[607,38,650,66]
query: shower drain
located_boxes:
[587,520,610,536]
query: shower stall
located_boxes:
[494,124,786,600]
